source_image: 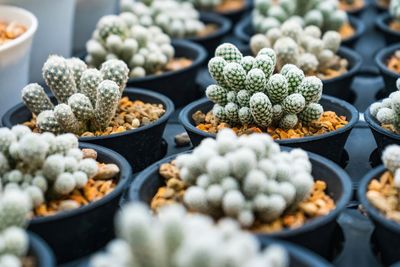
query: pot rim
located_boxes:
[376,12,400,37]
[186,12,232,42]
[358,165,400,234]
[2,88,175,141]
[341,0,369,15]
[129,148,352,239]
[127,39,207,83]
[29,142,132,224]
[261,238,332,267]
[342,15,365,44]
[0,5,38,53]
[28,232,56,267]
[179,95,359,144]
[375,42,400,80]
[234,14,363,44]
[364,102,400,141]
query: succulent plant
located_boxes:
[369,78,400,132]
[0,126,98,206]
[87,12,175,78]
[390,0,400,23]
[0,188,32,267]
[381,144,400,188]
[250,20,345,74]
[21,55,129,135]
[253,0,348,34]
[90,203,289,267]
[206,43,324,130]
[120,0,206,39]
[174,129,315,227]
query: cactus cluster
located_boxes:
[206,43,324,130]
[87,12,175,78]
[90,203,288,267]
[175,129,314,227]
[250,20,344,75]
[22,55,129,135]
[253,0,348,34]
[0,125,98,207]
[0,188,32,267]
[120,0,206,38]
[390,0,400,23]
[369,78,400,132]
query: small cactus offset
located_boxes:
[382,144,400,188]
[120,0,206,39]
[87,12,175,78]
[22,56,129,135]
[253,0,348,34]
[370,78,400,132]
[0,126,98,205]
[250,20,345,74]
[0,188,32,267]
[90,203,289,267]
[175,129,315,227]
[206,43,324,130]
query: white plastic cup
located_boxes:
[74,0,119,54]
[0,5,37,117]
[0,0,76,83]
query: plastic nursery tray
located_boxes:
[60,1,395,267]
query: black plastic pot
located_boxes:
[29,232,56,267]
[376,13,400,46]
[358,165,400,265]
[375,43,400,97]
[185,12,231,59]
[127,40,207,107]
[342,1,369,17]
[179,95,359,164]
[364,104,400,156]
[28,143,131,264]
[234,15,364,48]
[322,47,362,102]
[2,88,174,172]
[129,149,352,259]
[375,0,389,13]
[196,46,362,103]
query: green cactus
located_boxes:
[42,55,77,103]
[93,80,121,131]
[21,84,54,115]
[390,0,400,24]
[206,43,325,129]
[215,43,243,63]
[23,55,129,135]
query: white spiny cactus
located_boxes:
[90,203,289,267]
[176,129,314,227]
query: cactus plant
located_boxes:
[0,126,98,205]
[206,43,324,130]
[0,188,32,267]
[120,0,206,39]
[21,55,129,135]
[90,203,289,267]
[390,0,400,25]
[369,78,400,132]
[252,0,348,34]
[173,129,315,227]
[87,12,175,78]
[250,20,345,75]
